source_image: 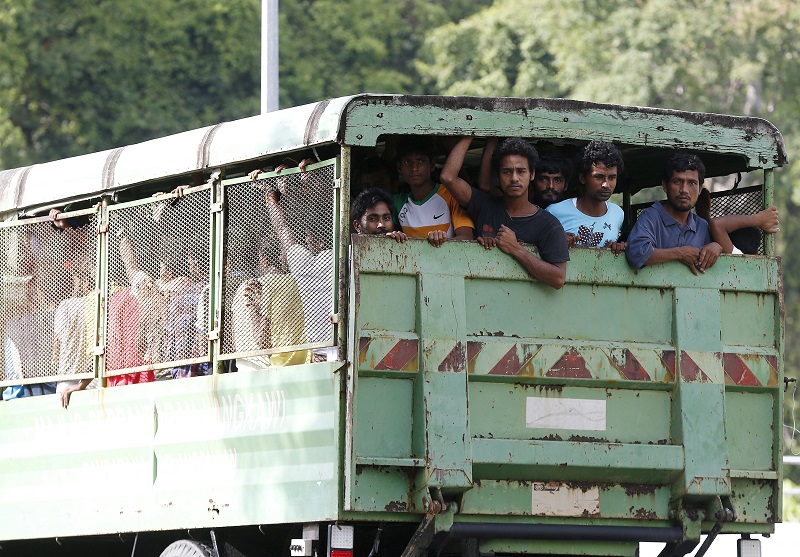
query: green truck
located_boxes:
[0,95,786,557]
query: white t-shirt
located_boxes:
[287,244,334,345]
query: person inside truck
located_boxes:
[478,138,572,209]
[625,152,722,274]
[440,136,569,289]
[547,140,627,254]
[351,188,407,242]
[394,136,475,247]
[694,188,780,255]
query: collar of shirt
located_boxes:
[654,200,698,233]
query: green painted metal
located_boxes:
[342,96,787,171]
[347,236,782,553]
[0,96,786,557]
[0,364,343,540]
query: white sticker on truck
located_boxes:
[525,397,606,431]
[531,482,601,516]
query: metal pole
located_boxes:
[261,0,279,113]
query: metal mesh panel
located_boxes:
[0,212,98,388]
[105,189,211,379]
[632,185,765,254]
[221,162,336,364]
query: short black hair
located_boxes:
[352,188,395,222]
[536,155,573,182]
[661,152,706,184]
[579,140,624,175]
[491,137,539,175]
[396,136,435,162]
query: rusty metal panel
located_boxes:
[347,235,781,534]
[342,96,786,169]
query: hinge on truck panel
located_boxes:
[333,178,342,190]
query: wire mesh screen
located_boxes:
[221,161,336,365]
[632,185,765,255]
[0,211,98,390]
[105,189,212,381]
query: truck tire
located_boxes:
[159,540,214,557]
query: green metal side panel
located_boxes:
[0,364,343,541]
[346,236,781,537]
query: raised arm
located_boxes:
[265,190,298,259]
[709,207,779,253]
[478,137,501,196]
[439,136,475,208]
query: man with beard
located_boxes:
[626,152,722,274]
[532,154,571,208]
[547,141,626,254]
[479,139,570,209]
[440,136,568,289]
[352,188,407,242]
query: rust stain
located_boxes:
[622,483,657,497]
[438,341,465,372]
[614,349,652,381]
[568,435,606,443]
[384,500,408,512]
[679,351,711,382]
[546,348,593,379]
[634,508,658,519]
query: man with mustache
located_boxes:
[626,152,722,274]
[547,141,626,254]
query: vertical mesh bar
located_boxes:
[104,188,212,382]
[0,211,98,394]
[220,160,336,366]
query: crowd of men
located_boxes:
[351,135,780,285]
[1,134,780,408]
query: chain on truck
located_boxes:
[0,95,786,557]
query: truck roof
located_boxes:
[0,94,786,214]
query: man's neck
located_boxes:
[409,180,435,201]
[660,201,691,226]
[575,196,607,217]
[504,195,537,216]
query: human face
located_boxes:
[360,169,394,193]
[498,155,532,199]
[355,201,394,235]
[397,153,434,189]
[663,169,701,213]
[531,172,566,207]
[580,162,617,203]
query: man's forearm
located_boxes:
[645,247,684,266]
[511,246,566,289]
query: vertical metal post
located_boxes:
[763,168,774,256]
[96,198,111,387]
[261,0,279,113]
[210,174,225,373]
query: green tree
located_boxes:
[278,0,491,107]
[0,0,261,167]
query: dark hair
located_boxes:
[491,137,539,175]
[360,157,394,177]
[661,152,706,184]
[728,228,761,255]
[395,136,435,162]
[579,141,624,175]
[352,188,395,222]
[536,155,573,182]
